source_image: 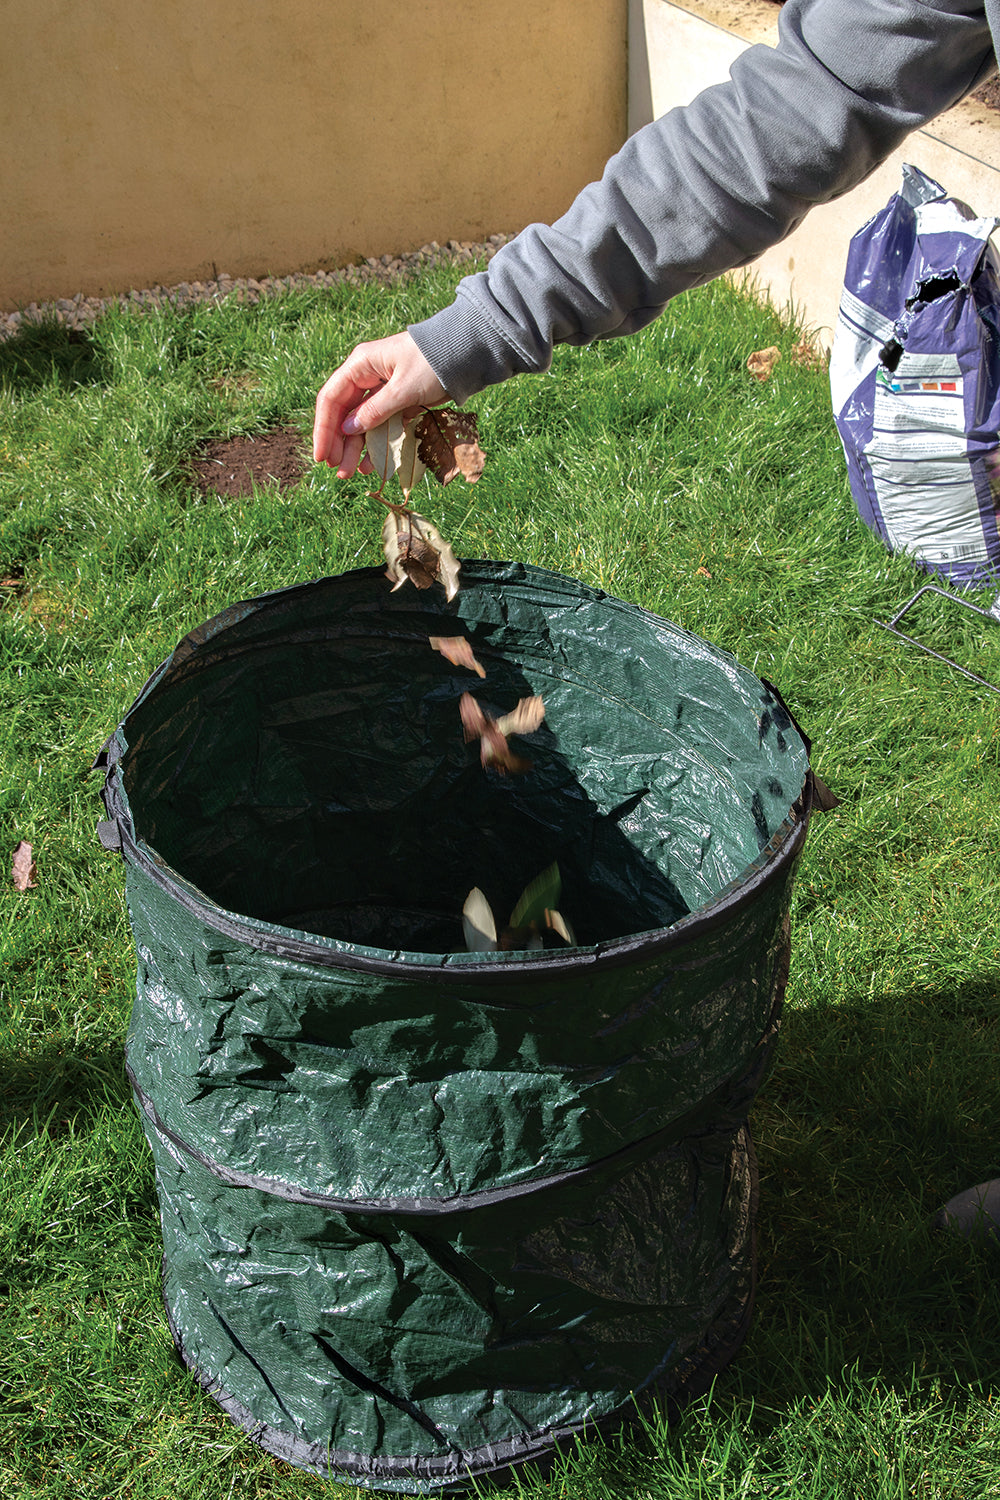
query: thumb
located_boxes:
[344,384,405,436]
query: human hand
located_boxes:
[313,332,447,478]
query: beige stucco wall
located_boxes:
[1,1,626,310]
[630,0,1000,344]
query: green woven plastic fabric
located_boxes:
[103,561,815,1492]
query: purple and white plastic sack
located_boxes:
[831,164,1000,588]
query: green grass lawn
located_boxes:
[2,258,1000,1499]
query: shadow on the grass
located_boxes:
[0,319,110,392]
[0,1034,132,1137]
[749,968,1000,1395]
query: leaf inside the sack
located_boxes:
[12,839,37,892]
[382,505,461,601]
[416,408,486,485]
[545,908,576,946]
[366,415,427,497]
[510,862,562,931]
[463,887,498,952]
[429,636,486,677]
[499,925,544,952]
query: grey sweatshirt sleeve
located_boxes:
[409,0,994,404]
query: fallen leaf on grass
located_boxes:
[382,505,461,600]
[789,340,826,371]
[416,408,486,485]
[459,692,545,775]
[696,566,712,579]
[429,636,486,677]
[747,346,781,381]
[12,840,37,891]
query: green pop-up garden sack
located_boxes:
[98,560,821,1493]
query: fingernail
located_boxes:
[341,413,361,435]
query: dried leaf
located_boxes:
[789,340,826,371]
[510,862,562,931]
[429,636,486,678]
[12,840,37,891]
[382,505,461,601]
[459,692,539,775]
[499,925,544,952]
[545,908,576,946]
[365,418,397,490]
[747,346,781,381]
[696,566,712,579]
[397,532,439,589]
[496,696,545,739]
[366,415,428,498]
[416,408,486,486]
[463,887,498,952]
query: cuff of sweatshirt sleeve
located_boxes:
[408,292,533,406]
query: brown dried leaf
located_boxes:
[789,339,826,371]
[429,636,486,677]
[499,925,544,952]
[747,346,781,381]
[397,532,440,589]
[416,408,486,485]
[12,840,37,891]
[382,505,461,601]
[459,692,543,775]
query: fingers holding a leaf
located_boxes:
[313,333,447,477]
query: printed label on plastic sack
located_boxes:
[870,361,985,563]
[831,164,1000,586]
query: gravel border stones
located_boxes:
[0,235,513,342]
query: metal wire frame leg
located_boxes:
[879,583,1000,696]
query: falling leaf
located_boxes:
[510,862,562,930]
[496,696,545,739]
[462,863,576,953]
[416,408,486,485]
[545,908,576,946]
[459,693,530,774]
[12,840,37,891]
[747,346,781,381]
[463,887,498,952]
[460,692,544,775]
[504,866,577,950]
[382,504,461,601]
[366,415,427,498]
[429,636,486,677]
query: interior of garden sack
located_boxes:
[120,565,809,955]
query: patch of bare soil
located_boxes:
[189,427,309,500]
